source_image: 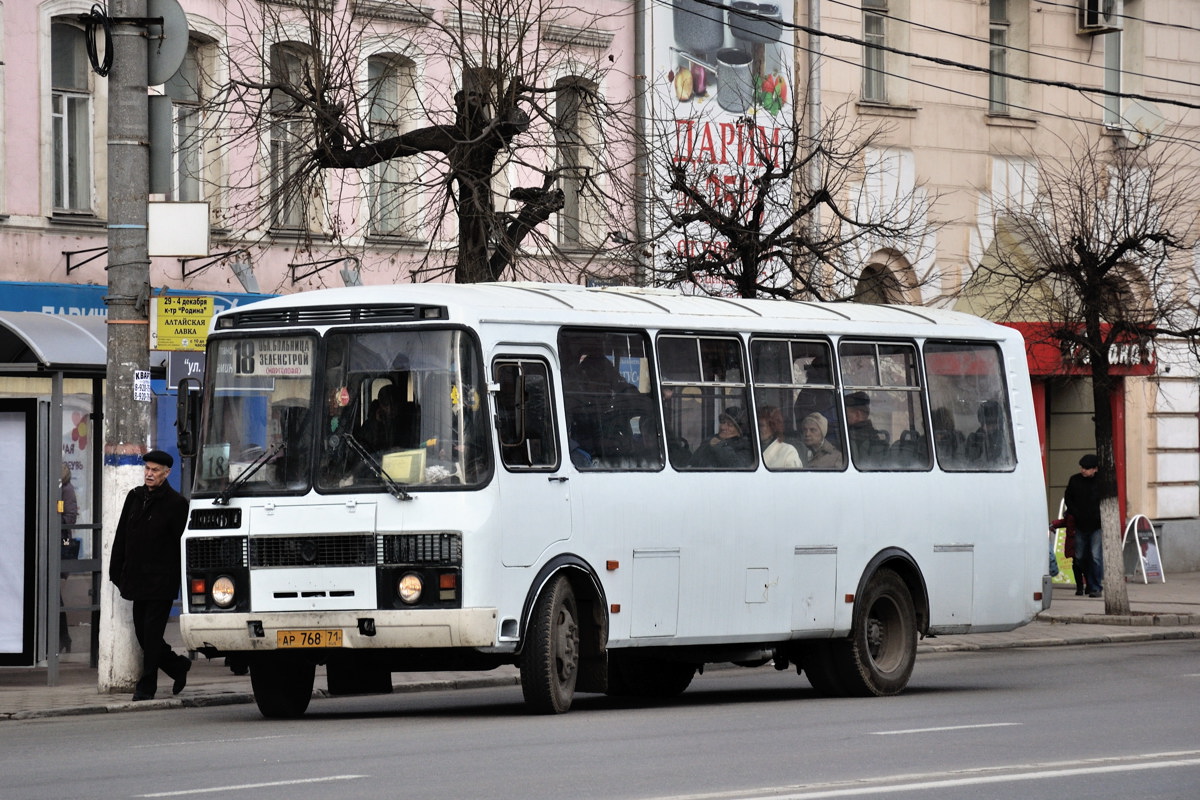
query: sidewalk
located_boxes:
[4,574,1199,721]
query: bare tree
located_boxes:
[205,0,637,286]
[641,95,937,300]
[963,133,1200,614]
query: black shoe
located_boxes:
[173,659,191,695]
[131,691,155,702]
[1087,590,1103,597]
[59,637,72,653]
[1075,588,1084,596]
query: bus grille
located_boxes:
[381,532,462,566]
[250,535,377,567]
[187,537,248,569]
[222,304,443,328]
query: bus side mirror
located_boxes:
[176,377,201,458]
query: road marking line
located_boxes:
[131,734,297,749]
[136,774,367,797]
[870,722,1022,735]
[650,750,1200,800]
[741,758,1200,799]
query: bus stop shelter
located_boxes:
[0,311,106,684]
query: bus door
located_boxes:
[492,353,572,567]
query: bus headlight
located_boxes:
[397,573,423,605]
[211,575,237,609]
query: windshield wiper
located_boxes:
[214,441,285,506]
[341,432,413,501]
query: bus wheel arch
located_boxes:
[518,557,608,712]
[837,551,926,697]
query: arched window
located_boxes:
[854,262,901,304]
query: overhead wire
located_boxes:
[656,0,1200,114]
[822,0,1200,94]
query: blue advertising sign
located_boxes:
[0,281,273,318]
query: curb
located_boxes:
[3,673,524,722]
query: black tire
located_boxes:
[801,641,850,697]
[520,575,580,714]
[840,568,917,696]
[250,656,315,719]
[606,653,696,698]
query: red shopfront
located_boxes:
[1004,322,1155,522]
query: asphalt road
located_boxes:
[2,640,1198,800]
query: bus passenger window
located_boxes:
[839,341,930,471]
[659,334,755,471]
[558,329,662,471]
[924,342,1015,472]
[750,337,843,470]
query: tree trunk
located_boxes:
[1090,360,1131,615]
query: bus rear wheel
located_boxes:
[841,568,917,696]
[250,656,315,719]
[520,575,580,714]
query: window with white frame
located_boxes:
[555,78,600,247]
[989,0,1009,113]
[51,19,93,213]
[862,0,888,103]
[367,54,419,238]
[269,42,313,230]
[163,38,208,202]
[1104,30,1121,128]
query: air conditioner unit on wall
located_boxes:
[1079,0,1123,35]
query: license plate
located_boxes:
[276,629,344,648]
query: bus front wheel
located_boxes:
[843,568,917,696]
[250,656,315,719]
[520,575,580,714]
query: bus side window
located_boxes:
[750,337,843,471]
[659,334,755,471]
[559,328,663,471]
[924,341,1015,472]
[839,341,931,471]
[493,359,559,470]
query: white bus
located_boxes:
[179,283,1051,717]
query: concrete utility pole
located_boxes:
[98,0,152,693]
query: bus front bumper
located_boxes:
[180,608,499,653]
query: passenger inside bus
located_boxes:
[800,412,842,469]
[930,406,966,467]
[757,405,801,470]
[689,405,755,468]
[844,391,889,467]
[965,399,1013,467]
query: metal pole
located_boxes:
[99,0,152,694]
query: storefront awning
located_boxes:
[0,311,107,376]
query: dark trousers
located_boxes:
[131,597,187,696]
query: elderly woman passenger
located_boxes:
[757,406,801,469]
[801,412,842,469]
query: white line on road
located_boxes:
[131,734,298,749]
[869,722,1022,735]
[136,774,367,797]
[649,750,1200,800]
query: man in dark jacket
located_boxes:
[109,450,191,701]
[1063,453,1103,598]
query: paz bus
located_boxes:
[178,282,1051,717]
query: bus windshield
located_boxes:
[194,328,490,498]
